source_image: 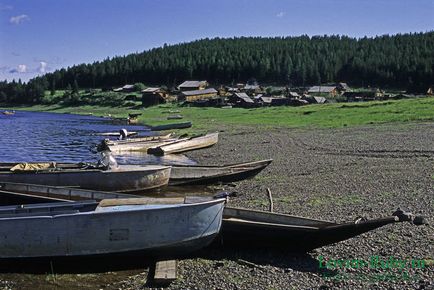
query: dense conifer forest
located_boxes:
[1,31,433,103]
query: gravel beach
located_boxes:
[1,122,433,289]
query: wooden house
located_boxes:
[141,87,168,107]
[342,90,384,102]
[254,95,273,106]
[228,93,255,108]
[177,80,208,91]
[288,91,300,98]
[270,97,289,106]
[114,84,135,93]
[337,83,350,92]
[178,88,218,102]
[308,86,338,96]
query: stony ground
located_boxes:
[1,122,433,289]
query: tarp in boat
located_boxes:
[10,162,57,172]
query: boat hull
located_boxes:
[0,165,171,192]
[219,207,403,252]
[169,159,272,185]
[148,133,219,155]
[106,134,175,152]
[0,199,225,259]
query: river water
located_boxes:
[0,110,196,165]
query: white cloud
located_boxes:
[0,4,13,10]
[38,61,48,73]
[17,64,27,72]
[9,14,29,24]
[9,64,27,73]
[276,12,285,18]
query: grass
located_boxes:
[2,97,434,131]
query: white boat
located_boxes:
[147,133,219,155]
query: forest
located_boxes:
[1,31,433,103]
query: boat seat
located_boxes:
[97,197,186,207]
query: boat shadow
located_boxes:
[0,247,336,276]
[193,245,337,276]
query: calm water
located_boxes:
[0,110,196,165]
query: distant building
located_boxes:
[342,90,384,102]
[288,91,300,98]
[141,87,168,107]
[254,95,273,106]
[337,82,350,92]
[270,97,288,106]
[308,86,338,96]
[114,84,135,93]
[302,95,327,104]
[427,85,434,95]
[178,88,218,102]
[177,80,208,91]
[228,92,255,108]
[243,84,261,93]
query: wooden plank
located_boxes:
[153,260,177,285]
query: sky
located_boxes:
[0,0,433,82]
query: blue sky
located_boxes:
[0,0,433,82]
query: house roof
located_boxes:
[308,86,336,93]
[181,88,217,96]
[258,96,272,103]
[313,96,327,103]
[178,80,207,88]
[233,92,254,103]
[288,92,300,97]
[122,84,135,89]
[142,87,161,93]
[244,84,260,90]
[338,83,350,90]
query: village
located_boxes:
[111,80,434,109]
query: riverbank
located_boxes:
[0,121,432,289]
[0,101,433,289]
[2,96,434,131]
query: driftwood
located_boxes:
[267,187,273,212]
[153,260,178,285]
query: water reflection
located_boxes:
[0,110,196,165]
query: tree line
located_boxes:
[1,31,433,103]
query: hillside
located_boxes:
[1,32,433,103]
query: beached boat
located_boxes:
[219,207,425,252]
[0,182,425,253]
[95,131,138,137]
[0,163,171,192]
[169,159,273,185]
[0,197,226,259]
[105,133,177,152]
[147,132,218,155]
[150,122,192,131]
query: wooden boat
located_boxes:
[150,122,192,131]
[219,207,425,252]
[105,133,178,152]
[0,183,425,253]
[0,197,226,259]
[147,132,218,155]
[0,163,171,193]
[169,159,273,185]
